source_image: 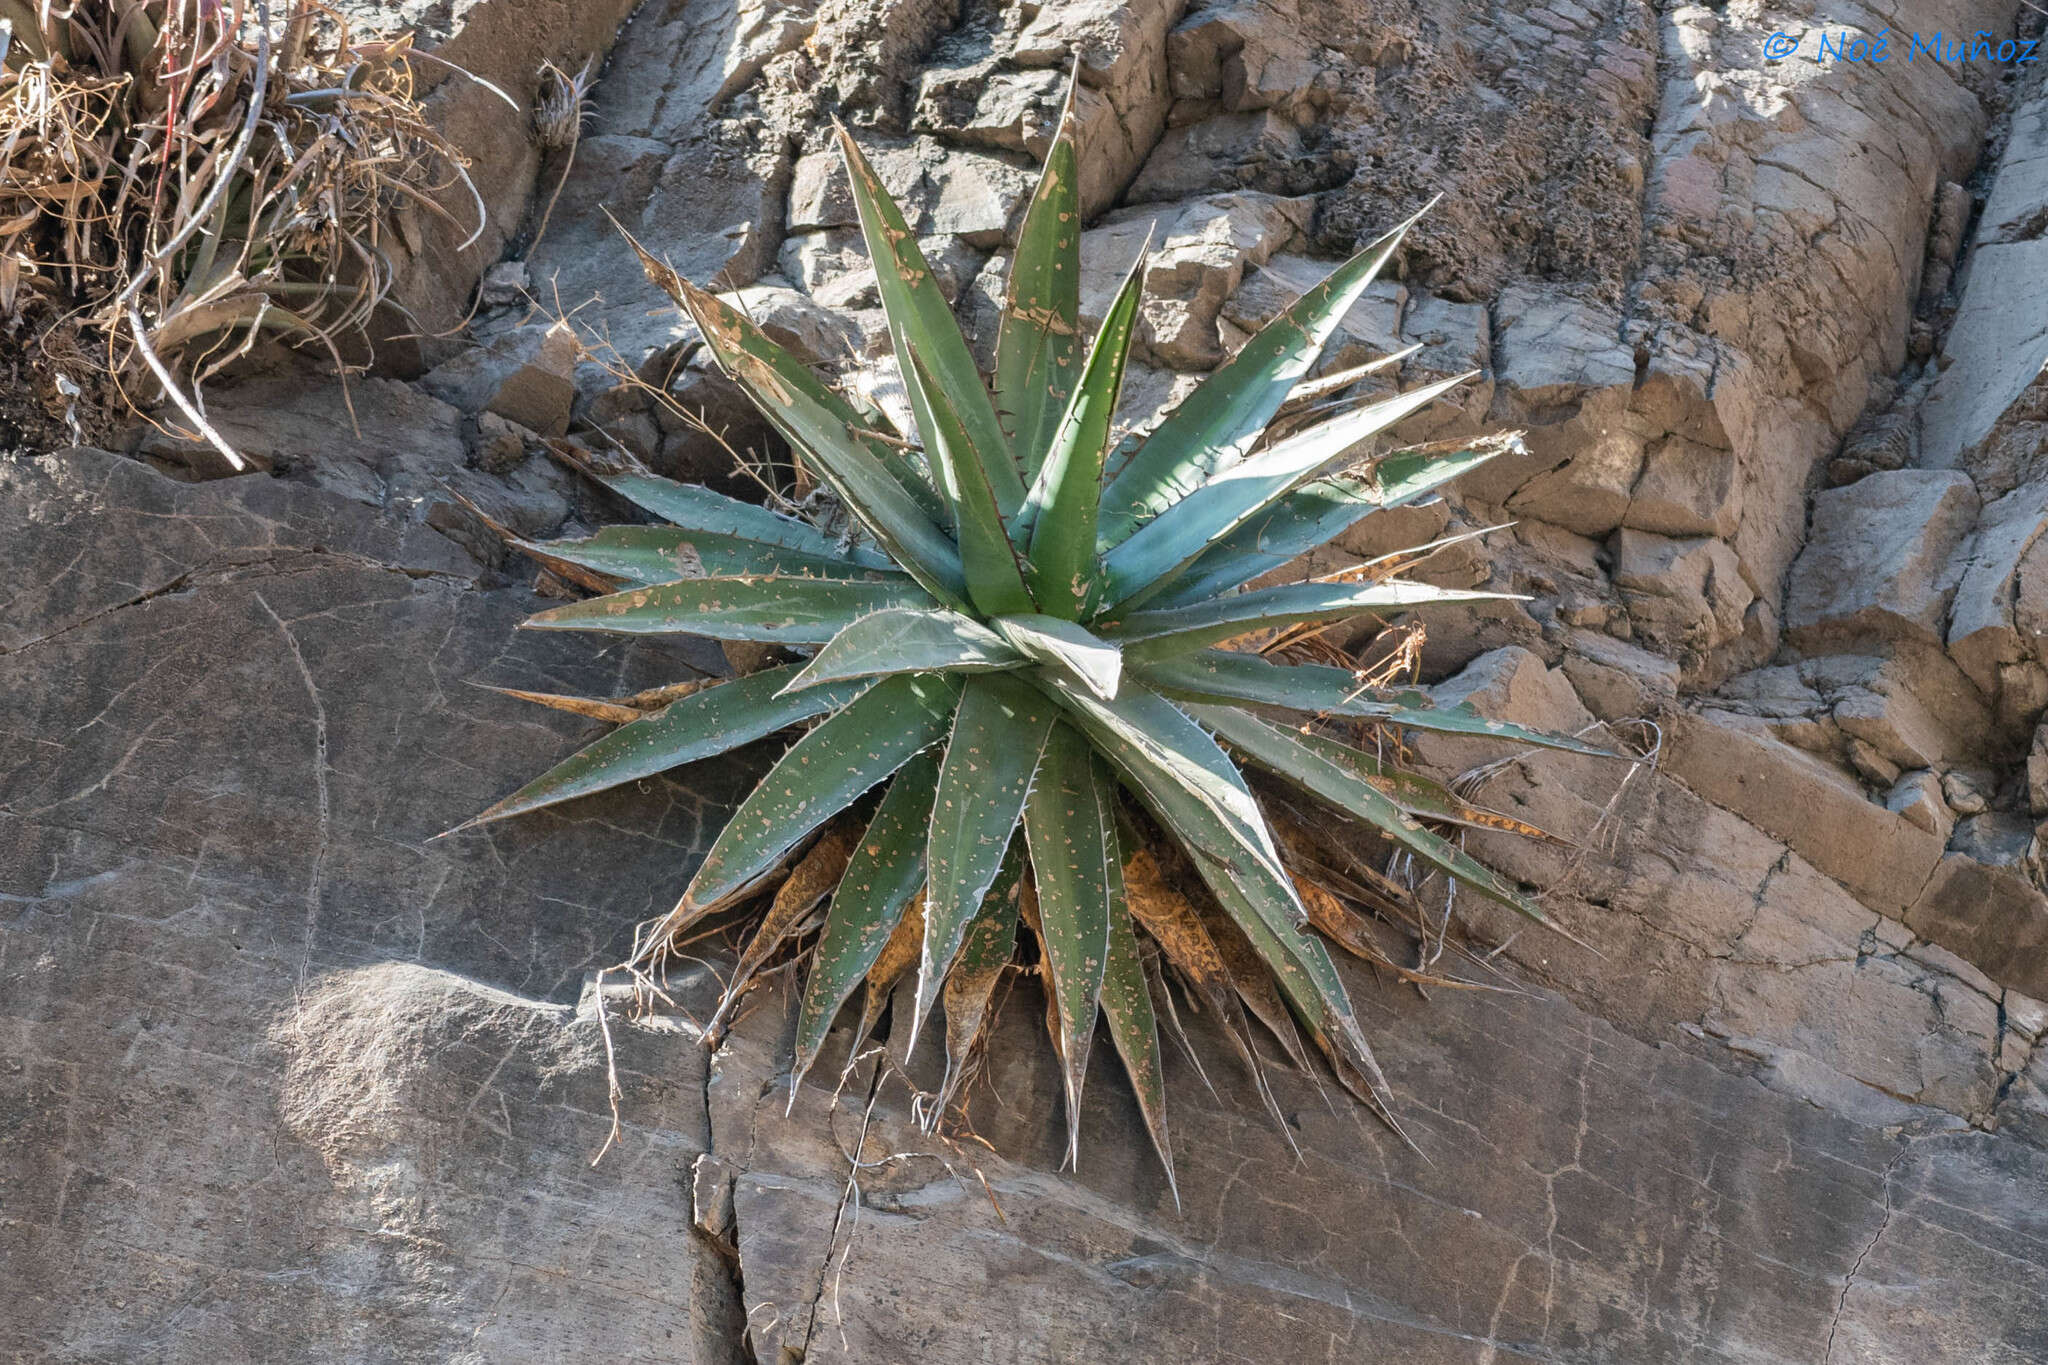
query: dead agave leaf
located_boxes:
[481,687,646,725]
[1121,847,1230,993]
[644,849,803,973]
[478,676,714,727]
[1016,877,1066,1068]
[618,678,717,710]
[1196,898,1316,1076]
[1123,846,1293,1134]
[937,878,1024,1116]
[1269,802,1414,912]
[709,823,860,1033]
[850,888,926,1059]
[1142,939,1217,1100]
[449,490,624,595]
[937,965,1008,1113]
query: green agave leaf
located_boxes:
[937,841,1026,1113]
[552,454,896,570]
[1020,238,1148,610]
[1097,202,1432,543]
[780,608,1022,695]
[1145,438,1515,609]
[1140,475,1377,609]
[622,230,953,537]
[1100,373,1474,610]
[1104,579,1521,660]
[1192,703,1570,934]
[1136,649,1620,756]
[1198,896,1315,1073]
[511,525,903,589]
[521,575,934,644]
[1041,677,1381,1087]
[1031,675,1290,894]
[914,673,1058,1051]
[991,613,1123,700]
[1373,434,1524,507]
[452,665,868,832]
[657,259,969,606]
[905,348,1035,617]
[683,673,962,910]
[1291,728,1569,843]
[835,123,1025,521]
[995,72,1084,479]
[1278,344,1419,409]
[791,750,940,1089]
[1021,722,1118,1163]
[1098,856,1176,1202]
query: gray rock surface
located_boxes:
[2,450,743,1361]
[10,456,2047,1365]
[21,0,2048,1357]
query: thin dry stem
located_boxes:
[0,0,482,450]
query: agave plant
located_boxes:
[459,81,1612,1187]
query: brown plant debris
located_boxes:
[0,0,480,460]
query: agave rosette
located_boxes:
[462,81,1614,1185]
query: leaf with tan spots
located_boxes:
[791,752,939,1087]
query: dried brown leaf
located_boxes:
[851,888,927,1055]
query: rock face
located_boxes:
[15,0,2048,1359]
[2,451,745,1361]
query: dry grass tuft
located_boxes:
[0,0,480,459]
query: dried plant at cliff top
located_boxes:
[457,78,1619,1189]
[0,0,479,460]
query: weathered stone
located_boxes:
[1784,469,1981,649]
[1950,812,2034,869]
[1010,0,1183,215]
[1663,708,1945,918]
[2031,725,2048,816]
[1557,628,1680,720]
[1623,433,1741,539]
[1887,770,1954,840]
[1845,736,1902,787]
[787,138,1033,247]
[1976,90,2048,249]
[1411,645,1597,783]
[517,0,821,368]
[1110,361,1204,441]
[707,963,2048,1365]
[1400,289,1490,381]
[1907,855,2048,1000]
[421,320,581,436]
[1795,648,1996,775]
[1081,193,1309,368]
[1919,240,2048,494]
[135,373,465,489]
[717,280,862,365]
[340,0,645,356]
[1164,0,1315,117]
[912,64,1066,155]
[1127,110,1313,202]
[1944,768,1996,817]
[1222,255,1401,351]
[1487,287,1642,535]
[1945,482,2048,696]
[1611,528,1754,668]
[1,449,742,1360]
